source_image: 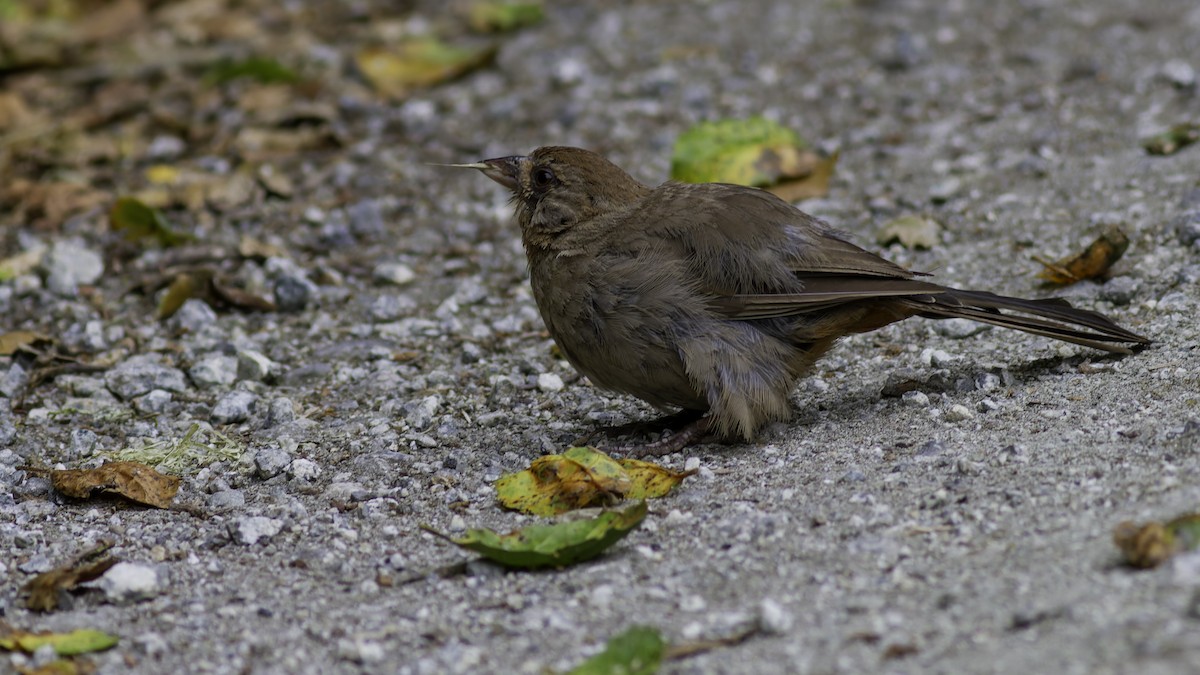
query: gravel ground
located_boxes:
[4,0,1200,673]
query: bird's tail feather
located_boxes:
[907,289,1150,354]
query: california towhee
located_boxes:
[456,146,1149,455]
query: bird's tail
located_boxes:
[906,289,1150,354]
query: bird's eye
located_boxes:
[531,167,556,188]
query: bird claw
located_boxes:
[602,415,712,458]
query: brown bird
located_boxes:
[457,146,1149,455]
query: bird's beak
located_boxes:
[439,156,524,192]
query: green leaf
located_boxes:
[424,501,647,569]
[205,57,299,85]
[567,625,665,675]
[670,117,810,186]
[1143,123,1200,156]
[467,1,544,33]
[109,197,192,247]
[0,628,118,656]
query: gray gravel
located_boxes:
[4,1,1200,673]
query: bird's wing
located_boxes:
[631,182,946,319]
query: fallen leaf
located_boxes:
[204,56,299,85]
[255,165,294,199]
[238,235,287,260]
[155,269,274,319]
[0,91,33,131]
[144,164,181,186]
[566,625,665,675]
[619,459,698,500]
[466,1,544,33]
[232,126,339,162]
[156,270,214,320]
[0,331,51,356]
[3,180,108,230]
[355,38,497,99]
[211,276,276,312]
[1114,513,1200,569]
[0,247,45,281]
[495,447,631,516]
[876,215,942,250]
[109,197,192,247]
[76,0,145,44]
[422,501,647,570]
[1143,123,1200,156]
[46,461,181,508]
[0,628,118,657]
[1033,224,1129,285]
[766,150,839,202]
[203,167,260,210]
[23,542,118,613]
[671,117,833,200]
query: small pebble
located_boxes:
[237,350,278,382]
[189,354,239,389]
[106,356,188,400]
[230,516,283,545]
[98,562,167,603]
[266,397,296,426]
[760,598,794,634]
[288,458,321,481]
[212,390,258,424]
[273,276,310,313]
[254,446,292,479]
[206,490,246,511]
[945,404,974,422]
[537,372,565,392]
[44,239,104,296]
[171,299,218,334]
[373,262,416,286]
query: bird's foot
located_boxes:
[572,408,706,448]
[602,415,712,458]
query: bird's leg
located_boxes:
[604,415,712,458]
[573,408,706,447]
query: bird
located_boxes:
[454,146,1149,455]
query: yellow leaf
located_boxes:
[496,447,630,516]
[356,38,497,99]
[619,458,697,500]
[144,164,181,185]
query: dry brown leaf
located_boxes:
[76,0,146,43]
[49,461,181,509]
[255,165,294,198]
[211,276,276,312]
[0,247,46,281]
[232,127,338,162]
[203,168,259,211]
[23,542,118,613]
[238,235,287,260]
[0,91,33,131]
[1114,514,1200,569]
[0,331,51,356]
[2,180,109,230]
[764,150,838,202]
[1033,224,1130,286]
